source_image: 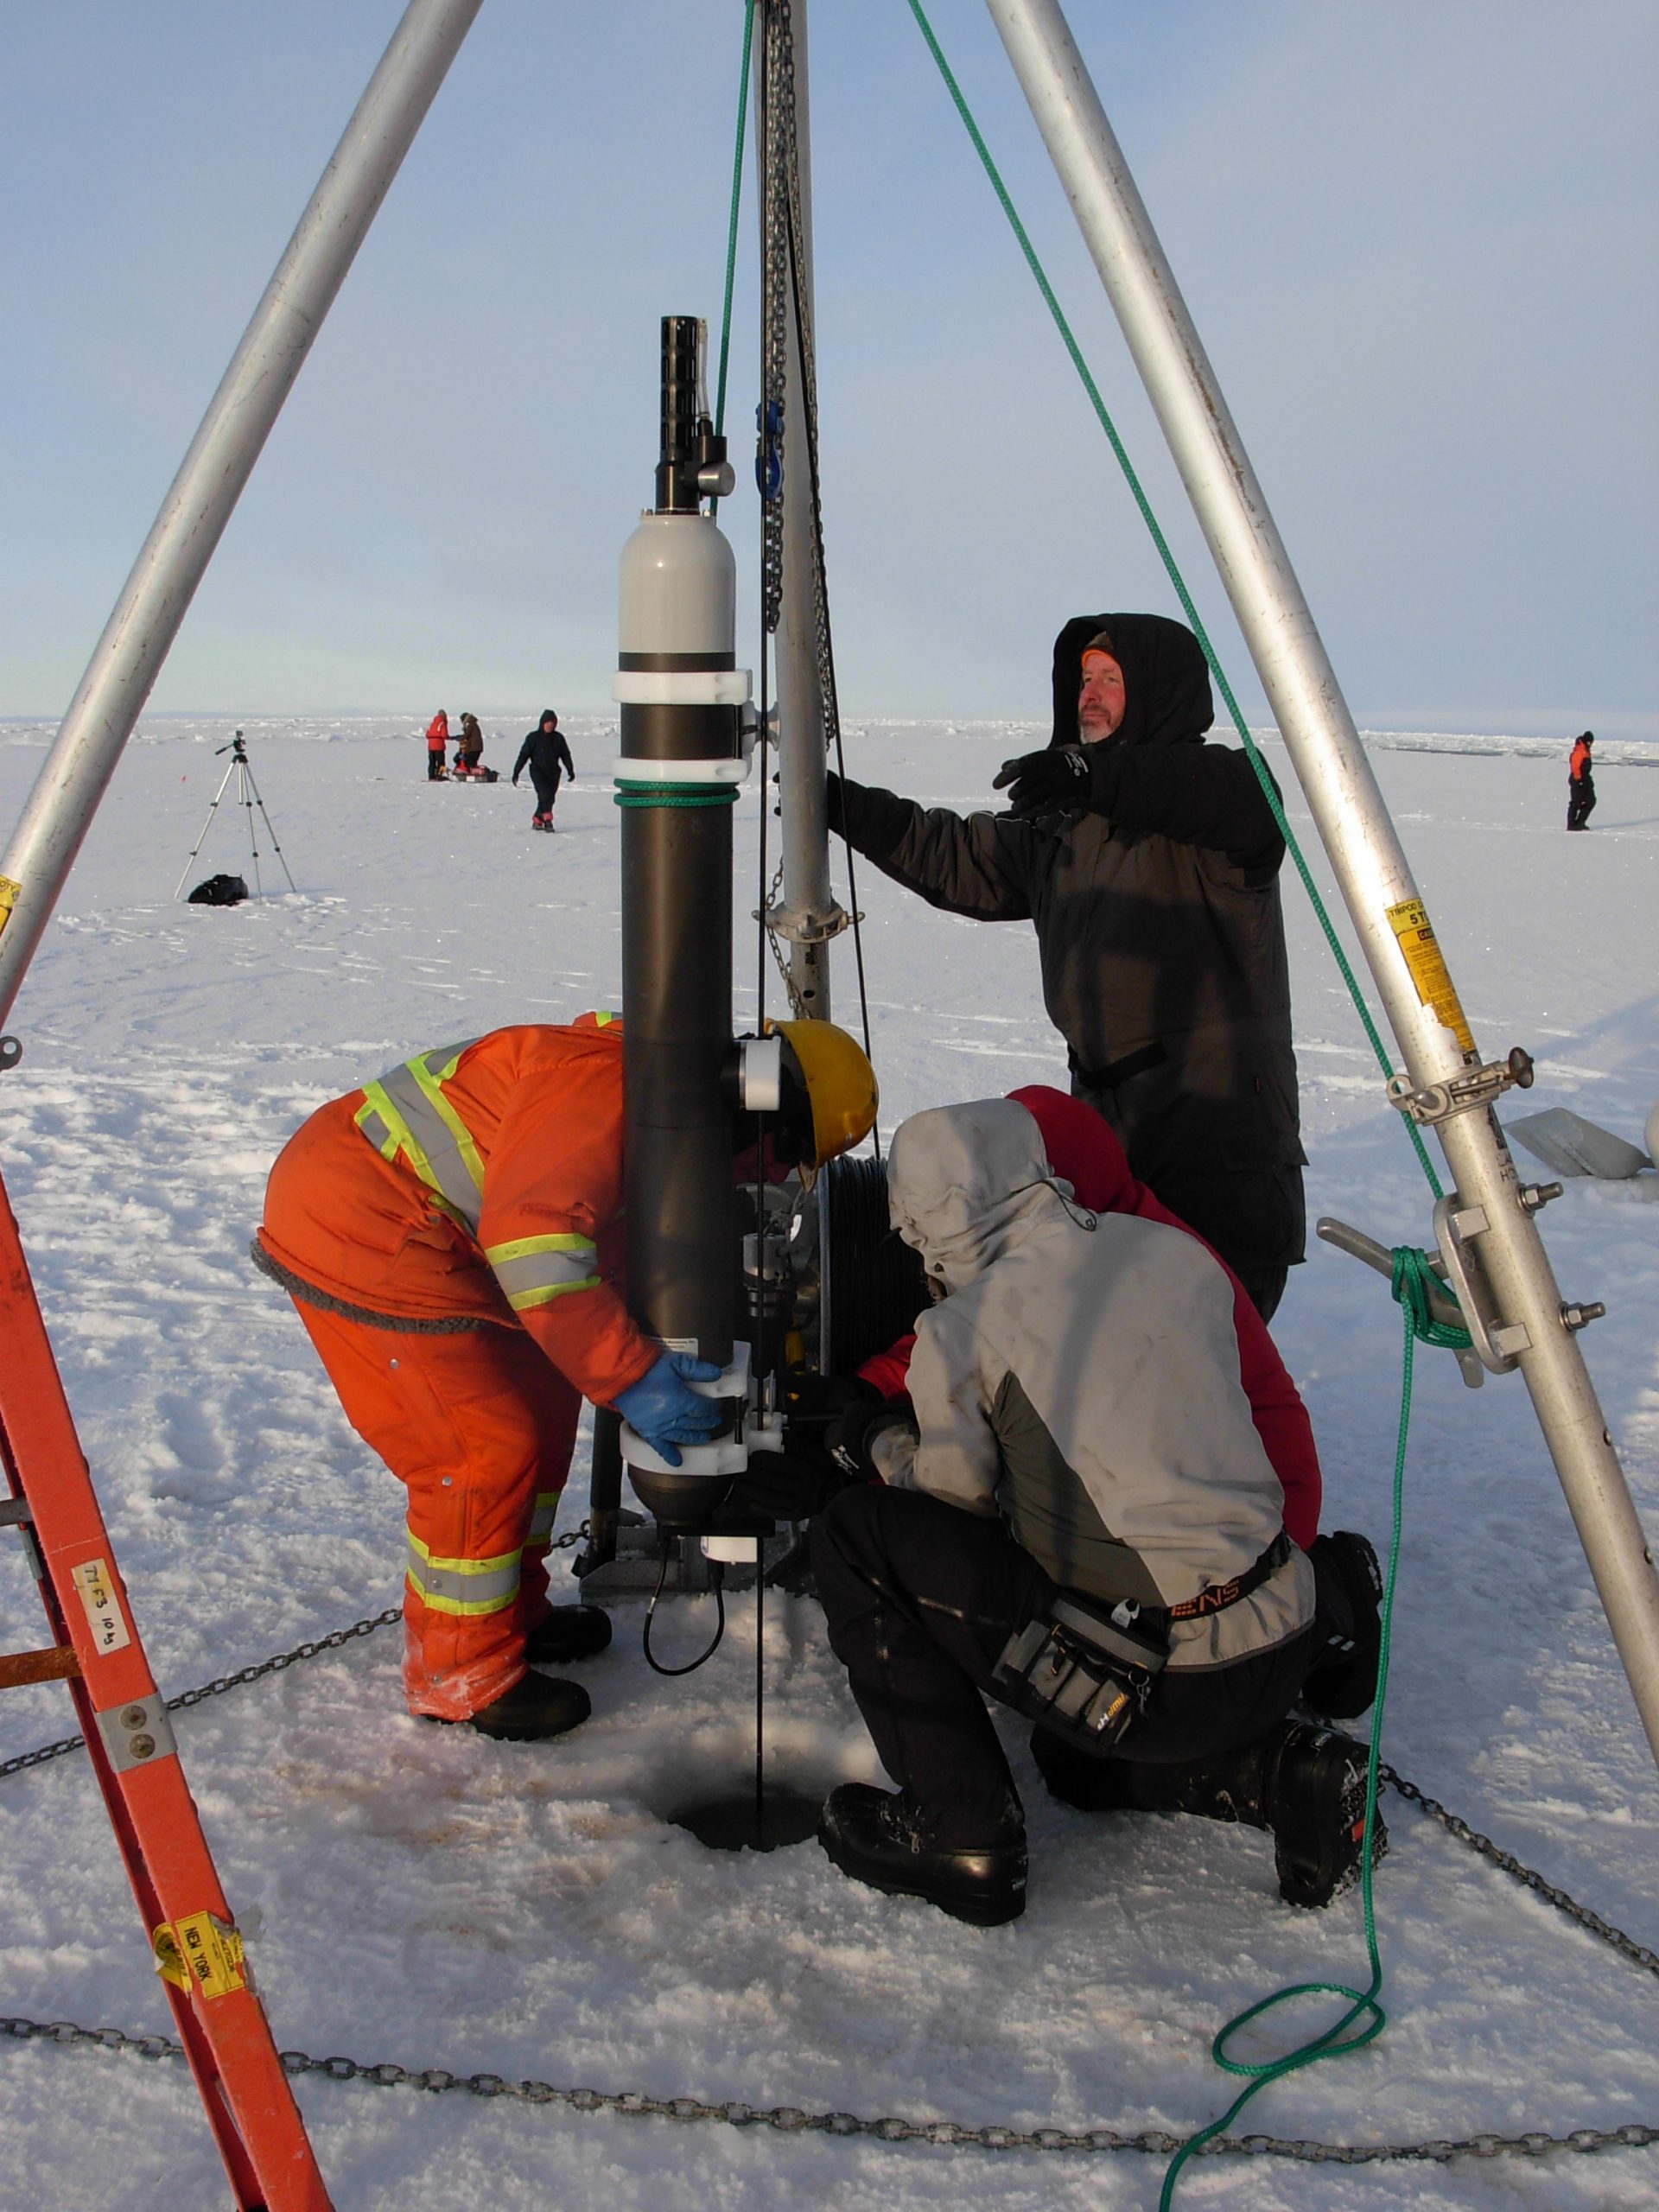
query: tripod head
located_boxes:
[216,729,249,763]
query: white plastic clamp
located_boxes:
[612,668,753,707]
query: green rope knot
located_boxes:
[613,783,741,810]
[1389,1245,1472,1351]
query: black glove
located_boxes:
[992,746,1093,813]
[825,1395,914,1484]
[726,1447,846,1521]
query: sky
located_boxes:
[1,0,1655,735]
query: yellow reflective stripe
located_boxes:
[405,1530,521,1615]
[410,1052,486,1198]
[504,1274,600,1313]
[591,1009,618,1027]
[354,1085,410,1166]
[482,1232,594,1265]
[527,1491,560,1543]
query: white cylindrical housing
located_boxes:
[618,513,737,658]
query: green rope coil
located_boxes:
[1390,1244,1472,1351]
[613,783,742,810]
[903,0,1444,1201]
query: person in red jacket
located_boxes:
[255,1014,878,1740]
[424,709,450,782]
[1567,730,1596,831]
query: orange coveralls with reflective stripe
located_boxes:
[257,1019,656,1719]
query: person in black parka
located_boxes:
[513,709,575,830]
[826,613,1306,1319]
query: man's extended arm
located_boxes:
[829,771,1038,921]
[995,742,1284,879]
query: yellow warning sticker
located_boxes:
[69,1557,130,1656]
[0,876,18,941]
[169,1912,246,2000]
[1384,898,1475,1056]
[152,1923,189,1993]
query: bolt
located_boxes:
[1519,1182,1563,1212]
[120,1704,146,1728]
[1560,1301,1606,1332]
[128,1734,156,1760]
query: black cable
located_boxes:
[643,1541,728,1676]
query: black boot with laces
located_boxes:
[817,1784,1027,1927]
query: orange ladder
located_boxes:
[0,1168,332,2209]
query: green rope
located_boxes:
[1158,1244,1459,2205]
[903,0,1443,1200]
[613,784,742,810]
[709,0,757,522]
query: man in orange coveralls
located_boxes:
[255,1012,877,1742]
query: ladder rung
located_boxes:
[0,1644,81,1688]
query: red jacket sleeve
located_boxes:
[477,1050,657,1406]
[856,1334,916,1399]
[1008,1084,1322,1547]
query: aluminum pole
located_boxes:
[0,0,484,1032]
[988,0,1659,1762]
[760,0,844,1019]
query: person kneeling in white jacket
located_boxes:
[812,1097,1381,1928]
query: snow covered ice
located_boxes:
[0,713,1656,2210]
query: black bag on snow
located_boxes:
[188,874,249,906]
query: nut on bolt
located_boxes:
[1560,1301,1605,1332]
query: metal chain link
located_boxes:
[758,1,791,637]
[1378,1763,1659,1978]
[0,1523,589,1781]
[3,1571,1655,2168]
[1,2011,1652,2165]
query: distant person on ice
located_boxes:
[810,1097,1383,1928]
[252,1014,877,1741]
[513,709,575,831]
[828,613,1304,1319]
[1567,730,1596,831]
[455,711,486,778]
[424,709,450,781]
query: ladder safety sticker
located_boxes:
[69,1557,130,1656]
[0,874,19,940]
[168,1912,247,2001]
[1384,899,1476,1057]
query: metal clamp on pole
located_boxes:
[1315,1217,1485,1389]
[1387,1046,1535,1128]
[1428,1196,1530,1374]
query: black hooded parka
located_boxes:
[828,613,1305,1296]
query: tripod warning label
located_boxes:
[1385,898,1476,1056]
[70,1556,130,1656]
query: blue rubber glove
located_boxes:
[612,1352,725,1467]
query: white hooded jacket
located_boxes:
[880,1100,1313,1672]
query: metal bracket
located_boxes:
[760,900,852,947]
[94,1692,178,1776]
[1387,1046,1534,1128]
[1430,1194,1531,1373]
[1315,1217,1484,1389]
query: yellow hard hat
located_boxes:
[766,1019,879,1168]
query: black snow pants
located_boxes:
[1567,774,1596,831]
[528,766,563,818]
[812,1484,1320,1844]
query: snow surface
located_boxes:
[0,713,1656,2211]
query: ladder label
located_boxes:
[1384,899,1476,1056]
[155,1914,246,2000]
[69,1557,130,1656]
[0,874,17,942]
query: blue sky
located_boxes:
[3,1,1655,734]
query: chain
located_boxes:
[759,1,791,636]
[0,1523,589,1782]
[0,2012,1651,2165]
[762,858,810,1020]
[3,1586,1655,2168]
[1378,1764,1659,1978]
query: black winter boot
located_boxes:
[525,1605,613,1666]
[817,1784,1027,1927]
[1302,1531,1383,1721]
[1032,1726,1272,1823]
[464,1673,591,1742]
[1265,1720,1385,1909]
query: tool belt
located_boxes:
[991,1532,1292,1758]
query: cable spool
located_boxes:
[817,1153,928,1379]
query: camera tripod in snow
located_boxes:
[173,730,296,900]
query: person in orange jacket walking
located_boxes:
[254,1014,877,1740]
[1567,730,1597,831]
[424,709,451,782]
